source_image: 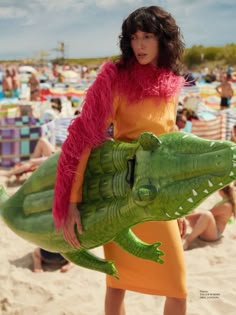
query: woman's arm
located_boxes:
[59,148,92,247]
[69,147,92,203]
[215,83,222,95]
[229,83,234,98]
[52,62,117,245]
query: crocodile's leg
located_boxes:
[63,249,119,278]
[114,228,164,264]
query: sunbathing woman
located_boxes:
[0,137,56,179]
[183,185,236,250]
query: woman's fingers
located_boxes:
[62,203,82,247]
[75,211,83,234]
[63,228,81,247]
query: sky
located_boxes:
[0,0,235,60]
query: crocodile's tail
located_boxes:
[0,185,9,211]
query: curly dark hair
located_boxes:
[118,6,185,74]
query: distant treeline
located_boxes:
[63,44,236,70]
[1,44,236,70]
[184,43,236,69]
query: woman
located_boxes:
[53,6,186,315]
[0,137,55,179]
[183,185,236,250]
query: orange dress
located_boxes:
[70,91,187,298]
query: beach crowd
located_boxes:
[0,5,236,315]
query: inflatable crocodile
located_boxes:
[1,132,236,278]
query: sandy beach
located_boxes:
[0,174,236,315]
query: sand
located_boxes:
[0,174,236,315]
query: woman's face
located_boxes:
[130,30,159,66]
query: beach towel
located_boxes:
[191,113,226,140]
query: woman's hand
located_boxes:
[62,202,83,247]
[177,217,187,239]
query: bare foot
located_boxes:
[60,262,73,273]
[32,248,44,273]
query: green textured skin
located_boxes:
[1,132,236,278]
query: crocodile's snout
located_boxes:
[137,134,236,221]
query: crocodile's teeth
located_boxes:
[179,206,183,210]
[210,142,215,147]
[165,213,171,218]
[188,198,194,203]
[204,189,209,194]
[192,189,198,196]
[175,212,181,216]
[230,171,234,176]
[208,180,213,187]
[219,182,223,186]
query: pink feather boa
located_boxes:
[52,61,185,229]
[115,61,185,103]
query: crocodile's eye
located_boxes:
[139,132,161,151]
[138,185,157,201]
[132,184,157,205]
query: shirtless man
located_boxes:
[28,72,40,101]
[2,69,13,97]
[216,73,234,110]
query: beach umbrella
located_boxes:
[61,70,79,79]
[183,95,202,111]
[19,66,37,74]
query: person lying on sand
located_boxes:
[32,248,73,273]
[0,137,56,179]
[183,185,236,250]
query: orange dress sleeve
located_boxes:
[69,147,91,203]
[69,117,113,203]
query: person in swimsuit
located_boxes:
[215,73,234,110]
[2,68,13,98]
[53,6,187,315]
[183,185,236,250]
[28,72,40,101]
[32,248,72,273]
[175,113,187,131]
[0,137,56,179]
